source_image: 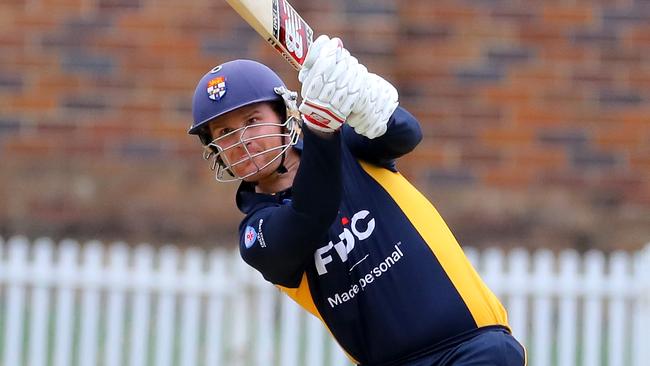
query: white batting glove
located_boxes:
[346,73,399,139]
[298,35,366,133]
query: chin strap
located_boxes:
[275,139,288,174]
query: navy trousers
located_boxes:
[403,329,526,366]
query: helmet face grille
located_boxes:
[202,117,300,182]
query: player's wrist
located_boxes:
[302,120,340,139]
[299,98,345,133]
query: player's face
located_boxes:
[207,102,285,181]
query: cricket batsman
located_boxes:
[188,35,526,365]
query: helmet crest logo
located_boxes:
[206,77,227,101]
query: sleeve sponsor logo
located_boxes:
[257,219,267,248]
[243,225,257,248]
[271,0,313,69]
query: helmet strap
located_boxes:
[275,134,288,174]
[276,153,288,174]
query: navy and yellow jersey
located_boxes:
[236,107,510,366]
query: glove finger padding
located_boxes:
[380,83,399,122]
[317,80,339,104]
[326,48,351,85]
[346,62,367,96]
[299,36,331,99]
[347,73,399,139]
[330,56,365,116]
[300,37,343,95]
[299,35,330,79]
[299,36,363,133]
[364,124,386,140]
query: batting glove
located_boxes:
[346,73,399,139]
[298,35,366,133]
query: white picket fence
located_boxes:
[0,236,649,366]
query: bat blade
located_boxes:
[225,0,314,70]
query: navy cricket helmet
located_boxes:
[189,59,289,142]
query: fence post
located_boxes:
[279,294,301,366]
[78,240,104,366]
[129,244,154,366]
[328,336,350,366]
[204,249,228,366]
[557,249,579,366]
[104,242,129,366]
[305,312,326,366]
[3,236,29,366]
[253,272,277,365]
[583,250,605,366]
[0,236,3,363]
[153,245,179,366]
[608,251,630,366]
[531,249,553,366]
[463,247,479,269]
[53,239,80,366]
[507,248,529,346]
[229,251,252,366]
[28,238,55,366]
[632,244,650,366]
[178,247,203,366]
[483,248,505,299]
[644,244,650,365]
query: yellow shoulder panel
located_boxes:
[359,161,509,328]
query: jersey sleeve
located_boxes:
[342,106,423,171]
[239,127,342,288]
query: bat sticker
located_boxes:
[272,0,313,68]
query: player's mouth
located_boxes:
[231,149,264,170]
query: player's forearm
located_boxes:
[291,125,342,225]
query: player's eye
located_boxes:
[219,127,234,137]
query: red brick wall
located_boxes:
[1,0,649,250]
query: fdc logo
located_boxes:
[314,210,375,275]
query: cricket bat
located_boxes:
[225,0,314,70]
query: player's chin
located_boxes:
[233,164,259,181]
[239,158,280,182]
